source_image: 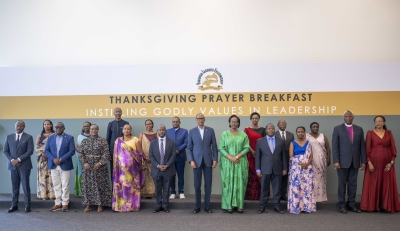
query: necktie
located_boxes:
[269,138,274,153]
[281,131,285,140]
[16,134,20,147]
[160,139,165,165]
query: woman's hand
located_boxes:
[94,163,101,170]
[384,163,392,172]
[368,162,375,172]
[84,163,90,170]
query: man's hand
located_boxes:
[190,161,197,169]
[212,161,217,168]
[334,163,340,170]
[359,163,366,171]
[176,150,179,155]
[283,170,287,176]
[257,172,262,178]
[53,158,62,166]
[11,159,20,166]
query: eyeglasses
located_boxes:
[230,121,239,124]
[196,118,205,120]
[55,126,64,129]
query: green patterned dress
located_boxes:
[219,130,250,210]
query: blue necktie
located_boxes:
[16,134,20,147]
[269,138,274,154]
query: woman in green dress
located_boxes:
[219,115,250,213]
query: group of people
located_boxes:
[2,108,399,215]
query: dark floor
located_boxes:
[1,194,399,231]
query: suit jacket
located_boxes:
[255,136,287,175]
[186,126,218,168]
[45,133,75,170]
[3,133,34,170]
[166,127,188,162]
[275,130,294,167]
[332,123,366,169]
[149,137,176,178]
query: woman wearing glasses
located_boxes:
[360,115,400,213]
[219,115,250,213]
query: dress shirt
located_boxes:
[198,126,204,140]
[56,133,64,159]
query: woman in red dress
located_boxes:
[243,112,266,200]
[360,115,400,213]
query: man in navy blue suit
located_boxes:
[187,113,218,214]
[45,122,75,212]
[3,121,34,213]
[166,116,188,199]
[332,110,366,214]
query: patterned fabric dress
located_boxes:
[219,130,250,210]
[306,133,328,202]
[74,133,90,196]
[79,136,112,207]
[36,133,55,199]
[244,127,265,200]
[112,137,145,212]
[287,141,316,214]
[141,132,157,198]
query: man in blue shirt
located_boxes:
[166,116,188,199]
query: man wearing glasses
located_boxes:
[45,122,75,212]
[187,113,218,214]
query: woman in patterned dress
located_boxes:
[79,124,112,212]
[112,124,144,212]
[244,112,266,200]
[287,126,316,214]
[36,119,55,200]
[306,122,331,202]
[139,119,157,198]
[74,121,91,196]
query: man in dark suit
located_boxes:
[106,107,129,182]
[187,113,218,214]
[256,123,287,214]
[275,119,294,201]
[149,124,176,213]
[45,122,75,212]
[332,110,366,214]
[166,116,188,199]
[3,121,34,213]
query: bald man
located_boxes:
[106,107,129,181]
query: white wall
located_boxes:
[1,0,400,67]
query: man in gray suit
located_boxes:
[256,123,287,214]
[149,124,176,213]
[187,113,218,214]
[275,119,294,201]
[332,110,366,214]
[3,120,34,213]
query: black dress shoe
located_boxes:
[164,208,170,213]
[274,208,285,214]
[348,206,361,213]
[25,206,31,213]
[153,208,161,213]
[7,206,18,213]
[205,208,213,213]
[193,208,200,214]
[257,208,266,214]
[280,195,288,201]
[339,207,348,214]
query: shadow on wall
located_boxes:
[0,124,4,149]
